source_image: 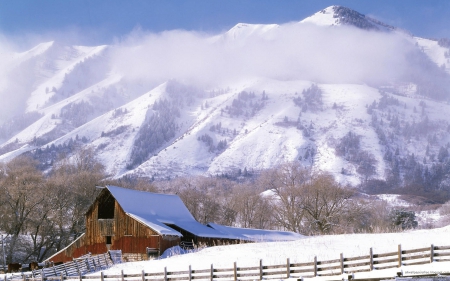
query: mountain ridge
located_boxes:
[1,6,450,190]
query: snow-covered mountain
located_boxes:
[1,5,450,188]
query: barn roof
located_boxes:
[106,185,232,239]
[207,223,305,241]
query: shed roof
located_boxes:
[106,185,232,238]
[207,223,305,241]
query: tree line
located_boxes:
[0,152,431,264]
[0,149,105,264]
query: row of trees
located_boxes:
[159,162,412,235]
[0,149,105,263]
[0,153,421,263]
[223,91,266,118]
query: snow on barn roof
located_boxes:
[106,185,233,239]
[207,223,305,242]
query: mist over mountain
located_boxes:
[1,5,450,196]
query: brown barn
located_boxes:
[48,185,303,263]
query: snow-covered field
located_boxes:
[1,226,449,279]
[98,226,450,279]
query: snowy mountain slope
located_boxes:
[10,41,55,66]
[415,37,450,73]
[218,5,400,44]
[1,5,450,189]
[217,23,280,42]
[0,42,56,121]
[1,74,122,147]
[123,80,390,184]
[26,44,109,112]
[301,5,399,33]
[46,82,169,175]
[300,6,339,26]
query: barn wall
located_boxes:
[110,202,180,260]
[51,189,180,263]
[48,234,88,263]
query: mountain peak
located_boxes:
[223,22,279,40]
[300,6,338,26]
[302,5,398,32]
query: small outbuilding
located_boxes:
[48,185,302,263]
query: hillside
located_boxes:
[0,5,450,191]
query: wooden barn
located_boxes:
[48,185,302,263]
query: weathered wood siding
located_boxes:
[85,190,180,257]
[50,189,180,263]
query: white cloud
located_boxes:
[111,23,417,87]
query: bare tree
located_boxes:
[301,172,356,234]
[48,147,106,249]
[231,183,274,229]
[260,162,364,235]
[0,156,45,263]
[262,162,310,233]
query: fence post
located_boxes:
[233,262,237,281]
[100,271,104,281]
[121,270,124,281]
[340,253,344,275]
[141,270,145,281]
[259,259,263,281]
[23,273,26,281]
[41,269,45,281]
[210,264,213,281]
[313,256,317,277]
[189,265,192,281]
[85,259,91,273]
[78,271,82,281]
[397,244,402,268]
[53,264,58,276]
[61,272,64,281]
[164,267,167,281]
[286,258,290,279]
[63,264,69,276]
[74,260,80,275]
[430,244,434,263]
[369,248,374,271]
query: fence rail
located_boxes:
[5,252,117,281]
[4,244,450,281]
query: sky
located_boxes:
[1,0,450,47]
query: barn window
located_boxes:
[98,193,115,219]
[106,236,112,244]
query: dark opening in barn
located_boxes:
[98,192,115,219]
[164,223,196,247]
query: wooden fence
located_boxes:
[5,244,450,281]
[6,252,116,281]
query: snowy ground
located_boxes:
[98,226,450,280]
[1,226,450,279]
